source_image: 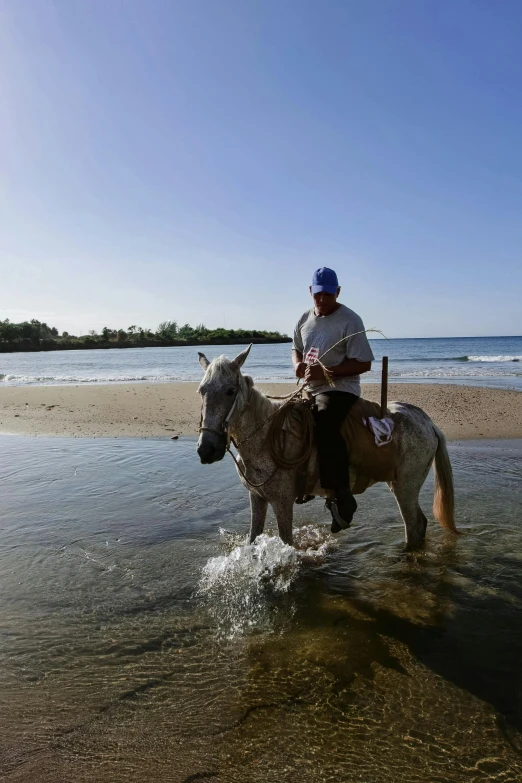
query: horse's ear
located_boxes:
[231,344,252,370]
[198,352,210,371]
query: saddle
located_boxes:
[290,397,397,499]
[341,397,397,493]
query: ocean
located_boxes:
[1,335,522,389]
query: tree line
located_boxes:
[0,318,291,353]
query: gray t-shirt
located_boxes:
[293,304,374,396]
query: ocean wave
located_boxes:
[384,356,471,362]
[0,373,182,385]
[0,372,298,386]
[390,368,522,378]
[382,355,521,363]
[454,355,522,363]
[466,355,522,362]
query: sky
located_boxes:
[1,0,521,339]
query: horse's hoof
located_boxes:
[295,494,316,505]
[330,520,342,534]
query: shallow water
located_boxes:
[1,436,522,782]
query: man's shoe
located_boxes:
[326,490,357,533]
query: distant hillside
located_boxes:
[0,318,291,353]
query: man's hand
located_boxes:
[304,364,326,382]
[295,362,307,379]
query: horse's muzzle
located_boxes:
[197,436,226,464]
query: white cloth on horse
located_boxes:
[365,416,395,447]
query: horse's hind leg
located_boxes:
[418,507,428,537]
[390,482,425,548]
[249,492,268,543]
[388,450,433,548]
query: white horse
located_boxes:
[197,346,456,548]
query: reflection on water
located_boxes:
[1,436,522,782]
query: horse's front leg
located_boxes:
[270,497,294,547]
[249,492,268,543]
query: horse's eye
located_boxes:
[226,388,235,396]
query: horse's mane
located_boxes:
[242,377,280,423]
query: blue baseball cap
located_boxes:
[311,267,339,294]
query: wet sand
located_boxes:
[0,382,520,440]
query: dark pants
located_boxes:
[313,391,359,492]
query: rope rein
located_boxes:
[235,385,303,446]
[225,441,280,488]
[266,399,315,470]
[230,386,314,488]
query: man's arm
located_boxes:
[292,348,307,378]
[304,358,371,382]
[328,358,371,377]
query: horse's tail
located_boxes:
[432,425,457,533]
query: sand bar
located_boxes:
[0,382,521,440]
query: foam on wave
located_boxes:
[0,373,189,385]
[467,355,522,362]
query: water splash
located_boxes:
[293,524,338,561]
[198,527,336,638]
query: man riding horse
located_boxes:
[292,267,374,531]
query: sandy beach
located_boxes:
[0,381,521,440]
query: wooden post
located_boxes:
[380,356,388,418]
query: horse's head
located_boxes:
[197,345,252,464]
